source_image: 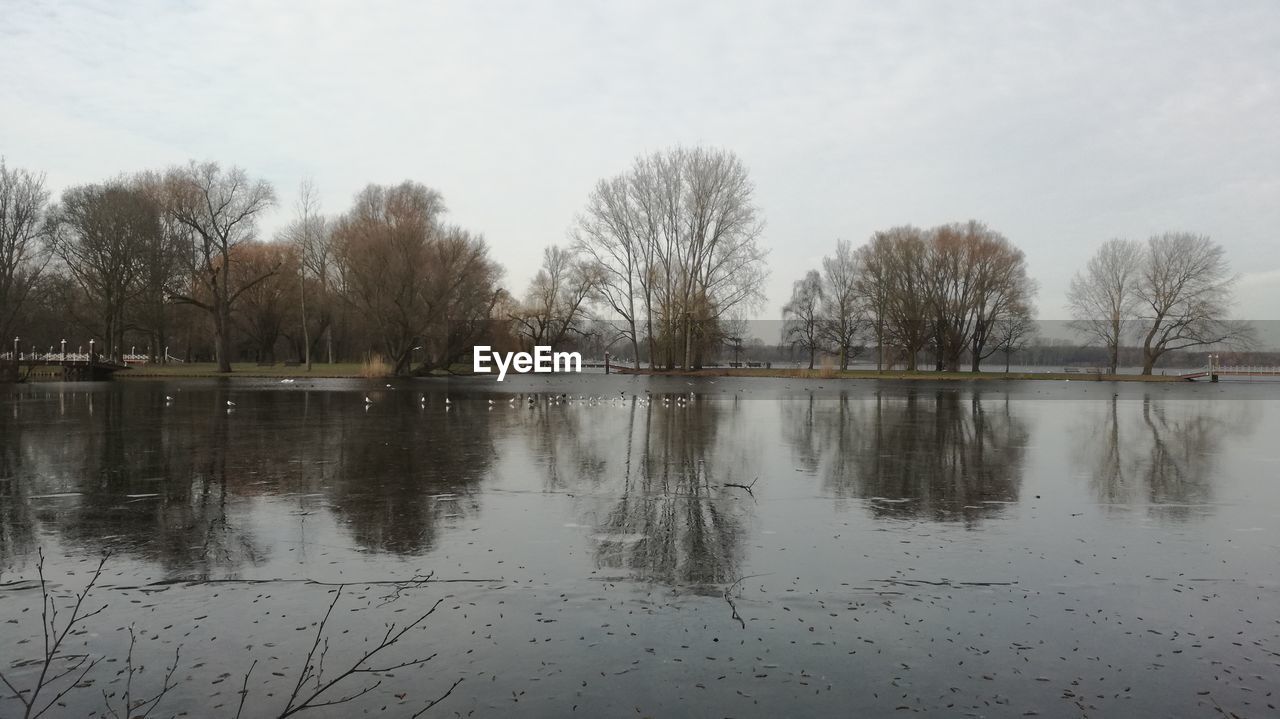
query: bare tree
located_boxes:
[1067,238,1144,374]
[573,175,644,368]
[990,302,1037,372]
[131,172,189,362]
[163,162,277,372]
[232,241,298,363]
[783,270,823,369]
[573,147,767,370]
[333,182,503,374]
[818,239,862,369]
[280,180,330,370]
[859,226,931,371]
[513,245,599,349]
[0,160,51,346]
[50,182,161,361]
[965,225,1034,372]
[1134,232,1253,374]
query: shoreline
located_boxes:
[100,363,1194,383]
[612,367,1190,382]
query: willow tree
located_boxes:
[332,182,502,375]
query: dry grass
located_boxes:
[358,354,392,378]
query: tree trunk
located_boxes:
[300,273,311,372]
[214,304,233,373]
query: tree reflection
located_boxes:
[325,396,489,554]
[1076,396,1255,522]
[0,405,36,571]
[784,389,1028,524]
[536,398,755,587]
[0,385,495,576]
[34,387,267,578]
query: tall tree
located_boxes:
[573,175,644,368]
[280,180,331,370]
[818,239,863,370]
[1134,232,1252,374]
[232,241,298,362]
[164,162,277,372]
[51,182,161,361]
[573,147,767,370]
[514,245,599,349]
[0,161,51,347]
[333,182,503,374]
[1067,238,1144,374]
[783,270,824,369]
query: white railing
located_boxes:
[2,351,97,363]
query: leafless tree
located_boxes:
[573,147,767,370]
[163,162,277,372]
[0,160,51,346]
[573,175,645,368]
[333,182,503,374]
[513,245,599,348]
[991,302,1037,372]
[818,239,863,369]
[964,225,1034,372]
[1067,238,1144,374]
[131,172,190,362]
[232,241,298,363]
[783,270,823,369]
[279,180,332,370]
[50,182,161,361]
[858,226,931,370]
[1133,232,1253,374]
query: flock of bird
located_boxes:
[161,384,700,412]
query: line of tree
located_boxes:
[1,147,773,375]
[0,151,1259,377]
[784,222,1037,372]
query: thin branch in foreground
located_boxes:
[268,588,454,718]
[0,549,110,719]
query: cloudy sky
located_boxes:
[3,0,1278,324]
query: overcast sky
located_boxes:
[3,0,1278,323]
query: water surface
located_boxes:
[1,376,1277,717]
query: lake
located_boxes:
[1,376,1278,717]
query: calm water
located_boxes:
[1,376,1278,717]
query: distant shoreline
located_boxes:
[17,361,1193,383]
[612,367,1189,383]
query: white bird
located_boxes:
[364,395,373,404]
[488,399,495,405]
[164,395,173,402]
[226,400,236,407]
[385,383,393,388]
[445,397,451,405]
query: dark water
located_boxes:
[1,376,1278,717]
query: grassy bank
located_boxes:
[116,362,369,378]
[115,362,478,379]
[616,367,1188,382]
